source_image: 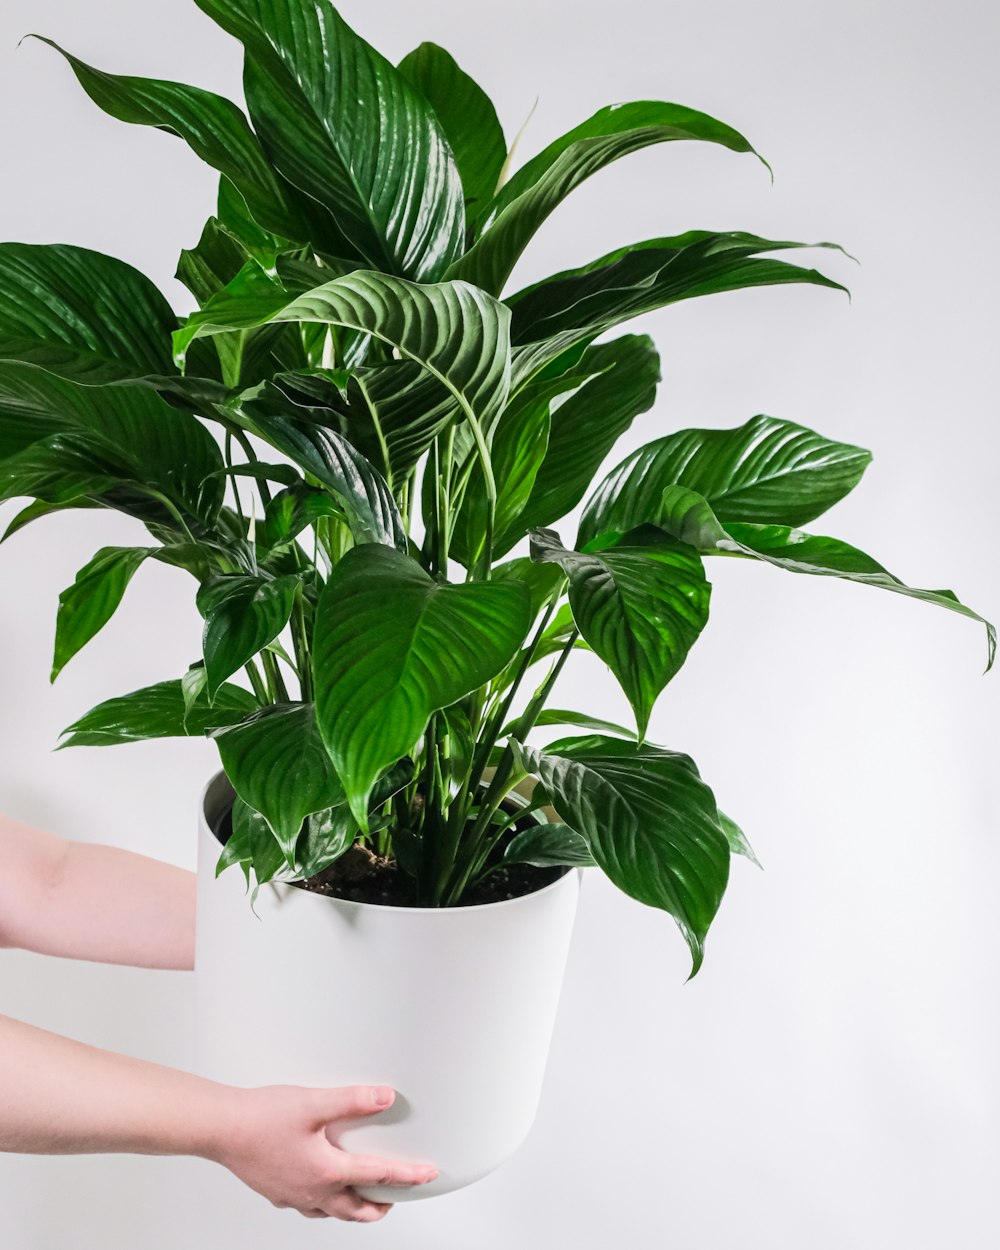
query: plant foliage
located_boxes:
[4,0,992,973]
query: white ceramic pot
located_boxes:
[194,773,582,1202]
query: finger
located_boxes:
[299,1209,329,1220]
[324,1191,393,1223]
[313,1085,395,1124]
[340,1152,439,1189]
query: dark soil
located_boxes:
[214,805,564,908]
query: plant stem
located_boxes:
[243,660,269,705]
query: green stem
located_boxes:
[244,660,269,705]
[261,649,290,703]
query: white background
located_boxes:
[1,0,997,1246]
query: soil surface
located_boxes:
[215,806,564,908]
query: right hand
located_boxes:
[209,1084,437,1222]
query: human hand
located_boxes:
[208,1084,436,1222]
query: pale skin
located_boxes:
[0,813,437,1223]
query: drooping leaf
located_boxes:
[198,573,299,696]
[516,736,731,974]
[52,547,152,681]
[398,42,506,219]
[176,270,512,442]
[454,101,765,294]
[1,498,99,543]
[503,820,596,869]
[653,485,996,668]
[0,434,121,505]
[508,232,848,366]
[194,0,465,280]
[529,708,633,738]
[312,543,531,825]
[59,679,258,747]
[0,362,224,522]
[212,702,344,856]
[579,414,871,546]
[530,527,711,736]
[218,795,292,886]
[719,811,760,868]
[0,243,177,382]
[34,38,311,243]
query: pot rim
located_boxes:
[200,771,580,916]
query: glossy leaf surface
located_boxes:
[313,544,531,824]
[198,574,299,696]
[60,680,257,747]
[52,547,152,681]
[503,821,596,869]
[518,735,731,973]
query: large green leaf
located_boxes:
[517,736,731,974]
[515,336,661,541]
[579,414,871,545]
[52,547,152,681]
[312,543,531,825]
[60,679,258,747]
[194,0,465,280]
[530,527,710,736]
[655,485,996,668]
[0,434,121,505]
[453,101,764,294]
[0,362,224,522]
[212,703,344,855]
[0,243,177,382]
[198,574,299,696]
[176,270,512,441]
[231,389,407,550]
[35,38,311,243]
[508,231,848,362]
[398,42,506,220]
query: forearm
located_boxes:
[0,1013,231,1159]
[40,841,196,970]
[0,814,195,970]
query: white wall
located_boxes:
[1,1,997,1246]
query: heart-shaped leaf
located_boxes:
[198,574,299,697]
[212,703,344,855]
[454,101,765,294]
[530,527,710,736]
[195,0,465,280]
[59,680,258,747]
[313,544,531,825]
[516,736,731,974]
[579,414,871,545]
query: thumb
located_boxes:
[311,1085,395,1126]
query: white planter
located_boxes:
[194,773,582,1202]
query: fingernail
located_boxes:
[421,1169,439,1184]
[372,1086,394,1107]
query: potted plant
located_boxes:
[4,0,992,1203]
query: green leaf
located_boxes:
[579,414,871,546]
[230,395,406,550]
[194,0,465,280]
[516,736,731,974]
[1,498,99,543]
[513,335,661,544]
[176,217,246,307]
[52,547,152,681]
[0,434,121,505]
[503,821,596,869]
[491,558,566,620]
[0,362,224,523]
[34,38,311,244]
[218,795,292,886]
[719,811,761,868]
[454,101,765,295]
[398,42,506,220]
[268,364,456,486]
[313,544,531,825]
[530,708,634,738]
[654,485,996,669]
[530,527,711,736]
[212,703,344,857]
[508,231,848,357]
[60,679,257,747]
[258,483,340,551]
[0,243,178,382]
[177,270,512,441]
[198,574,299,697]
